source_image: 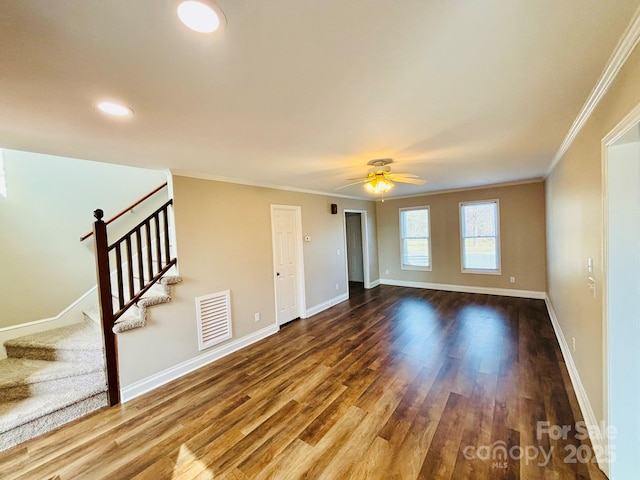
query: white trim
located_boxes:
[600,132,611,479]
[368,279,381,289]
[382,178,544,201]
[171,171,547,203]
[379,278,545,299]
[544,295,606,466]
[547,6,640,176]
[343,209,371,289]
[305,293,349,318]
[602,101,640,146]
[172,169,365,201]
[0,286,97,333]
[120,324,279,402]
[0,286,98,359]
[270,205,306,324]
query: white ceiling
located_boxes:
[1,0,639,199]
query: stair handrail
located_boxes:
[80,182,168,241]
[92,197,177,406]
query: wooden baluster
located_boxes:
[136,228,144,291]
[114,243,124,310]
[154,213,161,271]
[145,220,153,278]
[125,236,134,301]
[92,209,120,406]
[163,206,171,267]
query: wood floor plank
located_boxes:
[0,286,607,480]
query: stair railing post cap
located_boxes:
[94,209,104,221]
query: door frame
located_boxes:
[600,100,640,476]
[342,209,371,291]
[270,204,306,325]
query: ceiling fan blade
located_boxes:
[387,173,419,179]
[334,179,369,189]
[393,177,426,185]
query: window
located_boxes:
[460,200,500,274]
[400,206,431,270]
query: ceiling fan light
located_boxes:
[365,177,394,194]
[177,1,224,33]
[97,101,133,117]
[376,180,393,193]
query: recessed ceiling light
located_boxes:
[97,101,133,117]
[177,1,224,33]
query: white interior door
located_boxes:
[272,206,301,325]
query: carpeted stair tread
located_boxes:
[113,306,146,333]
[0,384,107,434]
[4,322,101,354]
[160,275,182,286]
[0,358,103,389]
[112,282,172,308]
[0,392,108,450]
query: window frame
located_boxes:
[399,205,432,271]
[459,199,501,275]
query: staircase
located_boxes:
[0,275,181,452]
[0,183,179,451]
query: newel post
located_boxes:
[93,209,120,406]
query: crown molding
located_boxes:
[380,178,544,201]
[546,5,640,177]
[170,169,369,201]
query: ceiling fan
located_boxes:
[336,159,425,199]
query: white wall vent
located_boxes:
[195,290,232,351]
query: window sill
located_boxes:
[402,265,432,272]
[461,268,502,276]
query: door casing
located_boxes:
[342,209,371,291]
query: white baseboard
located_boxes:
[120,323,279,403]
[367,279,381,289]
[544,295,606,466]
[305,293,350,318]
[0,287,98,359]
[378,278,546,299]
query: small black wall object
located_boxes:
[331,203,338,214]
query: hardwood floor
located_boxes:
[1,286,607,479]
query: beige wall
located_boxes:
[118,175,378,386]
[546,44,640,425]
[376,181,547,292]
[0,150,167,327]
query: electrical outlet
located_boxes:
[254,312,260,322]
[572,337,576,352]
[336,249,341,256]
[385,269,389,275]
[510,276,515,283]
[335,283,339,290]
